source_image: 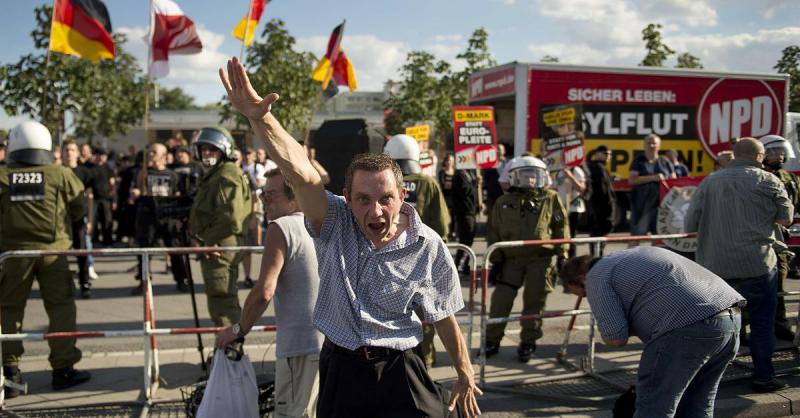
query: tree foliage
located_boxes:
[775,45,800,112]
[155,86,197,110]
[676,52,703,69]
[640,23,675,67]
[220,19,318,136]
[0,5,146,141]
[385,28,495,150]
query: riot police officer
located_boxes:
[485,156,569,362]
[0,122,90,398]
[189,127,251,328]
[384,134,451,368]
[760,135,799,342]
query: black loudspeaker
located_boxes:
[312,119,371,195]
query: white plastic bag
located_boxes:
[196,351,259,418]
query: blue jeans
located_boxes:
[730,269,778,381]
[84,234,94,266]
[630,206,658,236]
[634,311,740,418]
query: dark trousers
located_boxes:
[70,220,89,289]
[135,211,188,283]
[318,340,449,418]
[93,198,114,246]
[454,213,476,270]
[567,212,580,258]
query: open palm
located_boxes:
[219,57,279,121]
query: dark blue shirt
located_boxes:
[586,247,744,344]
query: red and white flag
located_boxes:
[148,0,203,79]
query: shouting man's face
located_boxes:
[345,168,407,246]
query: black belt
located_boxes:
[323,338,402,361]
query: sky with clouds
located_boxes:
[1,0,798,129]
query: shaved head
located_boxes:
[732,137,764,162]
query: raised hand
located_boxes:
[218,57,279,122]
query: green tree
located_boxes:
[675,52,703,69]
[640,23,675,67]
[385,27,495,149]
[384,51,452,148]
[220,19,318,135]
[775,45,800,112]
[155,86,197,110]
[541,55,560,63]
[0,5,146,141]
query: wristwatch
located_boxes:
[231,323,244,337]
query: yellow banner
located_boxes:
[405,125,430,142]
[529,138,714,178]
[542,108,576,127]
[454,110,493,122]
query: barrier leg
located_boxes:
[0,315,4,408]
[466,262,476,356]
[143,254,152,402]
[586,315,596,374]
[556,296,583,362]
[146,256,160,399]
[479,263,489,387]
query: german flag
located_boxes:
[232,0,269,46]
[49,0,115,63]
[311,22,357,92]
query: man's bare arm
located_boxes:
[216,223,286,348]
[219,57,328,233]
[434,315,482,418]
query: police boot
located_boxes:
[517,343,536,363]
[52,367,91,390]
[3,367,24,399]
[481,341,500,358]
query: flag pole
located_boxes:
[139,0,154,193]
[239,0,255,61]
[42,0,58,134]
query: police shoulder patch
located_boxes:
[9,171,45,201]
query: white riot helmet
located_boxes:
[384,134,420,175]
[508,156,549,189]
[760,135,796,160]
[8,121,53,165]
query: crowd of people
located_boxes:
[0,59,797,416]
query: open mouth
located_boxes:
[367,221,386,233]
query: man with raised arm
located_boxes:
[219,57,481,418]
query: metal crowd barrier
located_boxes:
[477,233,698,400]
[0,243,478,409]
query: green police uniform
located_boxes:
[0,163,86,369]
[190,161,252,327]
[403,172,451,367]
[403,173,450,238]
[486,187,569,345]
[773,168,800,334]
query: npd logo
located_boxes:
[697,79,783,158]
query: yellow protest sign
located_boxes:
[405,125,430,142]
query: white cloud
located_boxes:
[640,0,717,27]
[296,34,409,90]
[527,26,800,74]
[536,0,645,48]
[434,34,463,43]
[668,26,800,73]
[760,0,791,18]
